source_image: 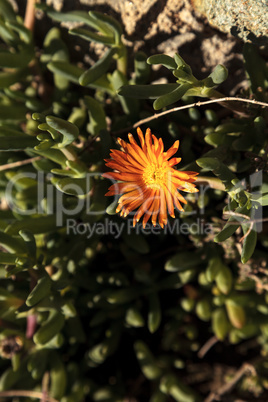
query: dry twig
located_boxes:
[204,362,257,402]
[24,0,36,31]
[0,156,42,172]
[41,372,50,402]
[198,336,218,358]
[0,390,59,402]
[113,97,268,135]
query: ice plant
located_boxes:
[103,127,199,228]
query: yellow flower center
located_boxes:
[143,164,166,188]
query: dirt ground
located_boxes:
[16,0,250,95]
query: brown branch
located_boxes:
[113,97,268,135]
[41,372,50,402]
[204,362,257,402]
[24,0,36,32]
[222,211,254,241]
[222,211,268,226]
[198,336,218,359]
[223,211,250,221]
[0,156,42,172]
[240,221,254,243]
[0,390,59,402]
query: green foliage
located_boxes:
[118,53,228,110]
[0,2,268,401]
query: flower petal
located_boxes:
[103,172,142,182]
[137,127,145,150]
[126,143,149,167]
[163,184,175,218]
[168,157,181,167]
[133,189,155,227]
[158,188,167,228]
[165,140,180,159]
[151,193,160,226]
[103,127,198,228]
[118,188,144,205]
[105,182,141,196]
[105,161,143,174]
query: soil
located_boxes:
[17,0,248,95]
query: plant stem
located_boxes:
[112,96,268,135]
[208,88,249,116]
[24,0,36,32]
[0,390,59,402]
[116,46,127,76]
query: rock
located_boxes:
[191,0,268,46]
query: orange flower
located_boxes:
[103,127,199,228]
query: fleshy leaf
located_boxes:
[147,54,177,70]
[46,115,79,148]
[153,83,191,110]
[69,27,114,45]
[79,47,117,86]
[84,95,107,135]
[118,83,179,99]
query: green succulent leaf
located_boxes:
[165,251,203,272]
[0,69,24,88]
[196,157,237,190]
[0,103,27,121]
[134,51,150,84]
[0,0,16,20]
[89,11,122,44]
[79,47,117,86]
[215,264,233,295]
[0,231,27,254]
[41,7,113,35]
[196,157,220,170]
[153,83,192,110]
[212,308,230,340]
[0,48,33,68]
[69,27,114,45]
[47,60,83,84]
[19,229,36,257]
[26,276,52,307]
[243,43,267,96]
[0,22,16,44]
[33,310,65,345]
[148,292,161,333]
[0,252,17,264]
[126,307,145,327]
[205,64,228,86]
[0,135,38,150]
[5,215,59,235]
[49,352,67,400]
[147,54,177,70]
[84,95,107,135]
[110,69,139,116]
[48,61,114,92]
[117,83,179,99]
[241,223,257,263]
[214,204,250,243]
[51,175,91,196]
[6,20,32,44]
[134,341,162,380]
[174,52,189,68]
[225,299,246,329]
[160,373,199,402]
[46,115,79,148]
